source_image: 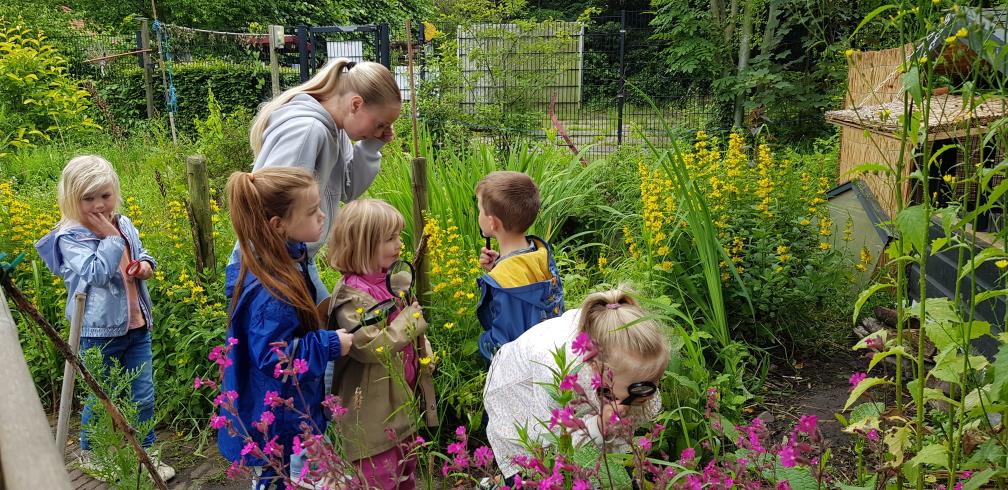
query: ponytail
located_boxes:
[578,286,670,380]
[226,168,322,334]
[250,59,401,155]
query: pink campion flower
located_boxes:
[685,474,702,490]
[865,336,883,350]
[225,390,239,402]
[961,471,973,479]
[414,435,426,445]
[226,461,244,479]
[474,446,493,467]
[590,372,602,390]
[452,452,470,469]
[209,414,227,430]
[679,447,696,464]
[558,374,579,392]
[260,410,275,426]
[292,435,302,455]
[849,372,867,389]
[273,362,284,379]
[264,391,283,408]
[866,429,879,442]
[322,394,347,418]
[262,435,282,458]
[638,436,653,452]
[779,443,797,468]
[441,461,451,477]
[548,406,578,430]
[777,482,793,490]
[455,425,467,438]
[292,358,309,375]
[571,332,596,359]
[227,337,239,346]
[194,377,203,390]
[796,415,817,435]
[446,442,465,455]
[955,483,963,490]
[572,480,591,490]
[240,440,260,457]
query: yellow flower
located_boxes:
[956,27,968,38]
[444,322,455,330]
[419,356,431,366]
[800,219,811,226]
[412,311,421,319]
[845,48,854,58]
[375,346,385,354]
[819,242,831,251]
[943,174,956,184]
[775,266,783,273]
[356,307,364,315]
[776,245,789,255]
[919,56,928,64]
[997,260,1008,270]
[945,35,957,45]
[661,261,673,271]
[597,256,607,270]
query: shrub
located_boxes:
[0,19,99,157]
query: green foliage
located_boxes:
[194,87,254,189]
[98,62,299,134]
[80,347,157,489]
[0,19,99,157]
[649,0,723,82]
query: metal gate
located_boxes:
[295,24,391,83]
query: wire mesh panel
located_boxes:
[301,25,385,82]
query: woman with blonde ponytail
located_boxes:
[240,58,402,302]
[216,167,352,489]
[483,287,671,484]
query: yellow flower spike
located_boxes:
[956,27,968,38]
[845,48,854,58]
[466,292,474,300]
[819,242,831,251]
[997,260,1008,270]
[946,35,957,45]
[376,346,385,354]
[919,56,928,65]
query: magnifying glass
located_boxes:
[598,381,658,406]
[125,260,143,276]
[385,259,416,305]
[474,196,491,250]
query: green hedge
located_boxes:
[97,61,300,133]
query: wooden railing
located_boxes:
[0,288,72,489]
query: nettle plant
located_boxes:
[842,2,1008,489]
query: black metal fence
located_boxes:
[52,12,722,156]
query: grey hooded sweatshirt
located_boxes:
[253,93,385,258]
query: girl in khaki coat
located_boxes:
[324,199,434,489]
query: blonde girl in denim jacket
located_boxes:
[35,155,175,481]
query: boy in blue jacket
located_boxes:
[476,171,564,364]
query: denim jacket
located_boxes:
[35,215,156,338]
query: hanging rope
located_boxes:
[151,20,178,115]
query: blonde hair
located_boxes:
[226,167,321,335]
[476,171,540,233]
[326,199,404,275]
[57,155,121,226]
[250,59,401,155]
[578,287,670,382]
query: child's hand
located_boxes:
[127,261,153,280]
[336,329,353,357]
[378,125,395,143]
[479,247,499,272]
[403,302,423,320]
[83,212,119,238]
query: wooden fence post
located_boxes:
[139,17,155,119]
[54,293,85,453]
[268,25,283,97]
[186,155,216,277]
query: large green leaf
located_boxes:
[907,378,960,409]
[962,468,996,490]
[773,466,819,490]
[845,377,891,410]
[895,205,927,255]
[852,283,893,325]
[908,444,948,469]
[868,346,908,372]
[959,247,1008,282]
[990,342,1008,399]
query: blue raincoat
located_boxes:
[217,242,343,468]
[476,236,564,362]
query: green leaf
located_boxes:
[837,475,878,490]
[843,163,893,179]
[976,288,1008,304]
[885,425,913,465]
[908,444,948,469]
[990,342,1008,399]
[853,283,893,325]
[848,402,885,425]
[962,468,996,490]
[868,346,908,372]
[853,4,898,36]
[907,378,960,409]
[959,247,1008,281]
[844,377,891,410]
[773,465,819,490]
[895,205,927,255]
[902,66,923,106]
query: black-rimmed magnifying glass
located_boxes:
[598,380,658,406]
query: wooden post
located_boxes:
[268,25,282,97]
[186,155,216,277]
[54,293,85,452]
[139,18,155,119]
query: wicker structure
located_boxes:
[826,8,1008,220]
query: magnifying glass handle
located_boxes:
[484,237,491,250]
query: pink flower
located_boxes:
[865,336,882,350]
[292,435,302,455]
[849,372,867,390]
[474,446,493,467]
[796,415,817,435]
[227,336,239,346]
[777,482,793,490]
[866,429,879,442]
[209,414,227,429]
[548,406,578,430]
[194,377,203,390]
[638,436,652,452]
[263,391,282,407]
[240,440,259,457]
[590,372,602,390]
[273,362,283,379]
[455,425,467,438]
[779,444,797,467]
[226,461,244,479]
[441,461,451,477]
[262,435,282,457]
[446,442,465,455]
[414,435,426,445]
[323,394,347,418]
[292,358,309,375]
[571,332,596,358]
[573,480,591,490]
[558,374,579,392]
[679,447,696,464]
